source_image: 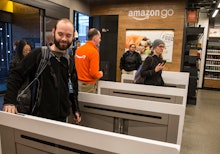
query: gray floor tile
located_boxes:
[181,89,220,154]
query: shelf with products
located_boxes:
[186,27,204,40]
[205,77,220,80]
[182,27,204,105]
[203,36,220,89]
[205,69,220,72]
[206,59,220,61]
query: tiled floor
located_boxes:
[180,89,220,154]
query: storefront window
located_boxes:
[0,22,12,92]
[45,17,57,45]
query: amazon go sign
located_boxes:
[128,9,174,20]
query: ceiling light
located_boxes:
[212,9,219,18]
[218,2,220,8]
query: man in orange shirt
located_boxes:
[75,28,103,93]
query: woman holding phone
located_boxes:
[139,39,166,86]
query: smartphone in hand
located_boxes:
[162,60,166,66]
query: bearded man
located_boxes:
[3,18,81,123]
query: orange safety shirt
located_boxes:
[75,41,102,84]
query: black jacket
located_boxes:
[120,51,142,71]
[9,54,21,71]
[140,55,165,86]
[4,47,80,121]
[9,52,31,113]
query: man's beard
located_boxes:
[54,35,72,51]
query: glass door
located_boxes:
[74,11,89,46]
[0,22,12,92]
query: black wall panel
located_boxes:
[90,15,118,81]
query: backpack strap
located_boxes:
[35,46,51,78]
[17,46,50,94]
[30,46,51,114]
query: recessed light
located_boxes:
[212,9,219,18]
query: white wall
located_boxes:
[196,12,209,88]
[47,0,90,21]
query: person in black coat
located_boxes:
[3,18,81,123]
[120,44,142,75]
[140,39,166,86]
[9,40,32,70]
[8,40,32,113]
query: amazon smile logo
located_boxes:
[75,54,86,59]
[128,9,174,20]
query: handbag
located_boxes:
[134,64,145,84]
[16,81,32,114]
[134,55,155,84]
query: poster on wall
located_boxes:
[125,29,174,62]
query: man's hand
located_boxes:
[3,105,18,114]
[99,71,103,77]
[73,112,81,124]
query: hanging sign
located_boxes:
[187,10,197,23]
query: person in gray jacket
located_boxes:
[140,39,166,86]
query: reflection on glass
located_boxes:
[45,17,57,44]
[74,12,89,46]
[0,22,12,92]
